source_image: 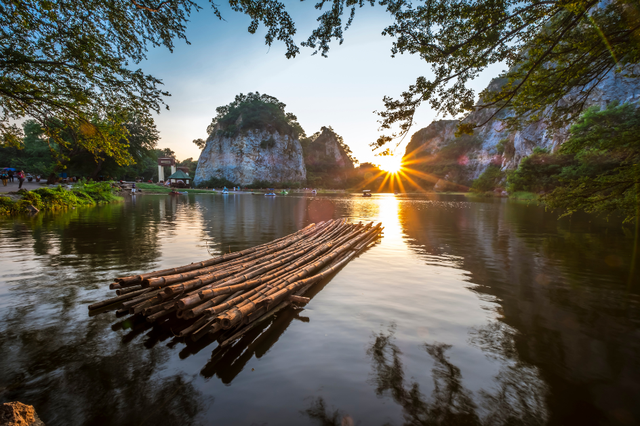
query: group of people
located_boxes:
[1,170,27,188]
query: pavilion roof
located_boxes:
[166,170,191,180]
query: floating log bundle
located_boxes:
[89,219,383,345]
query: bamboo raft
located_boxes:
[89,219,383,345]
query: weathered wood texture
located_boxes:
[89,220,382,343]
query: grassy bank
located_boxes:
[509,191,538,201]
[0,181,121,215]
[135,183,217,194]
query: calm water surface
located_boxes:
[0,193,638,426]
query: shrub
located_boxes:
[507,149,574,193]
[471,165,505,192]
[260,136,276,149]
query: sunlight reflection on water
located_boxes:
[0,193,638,425]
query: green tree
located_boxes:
[206,92,305,138]
[193,138,206,150]
[6,0,637,155]
[0,0,299,153]
[544,102,640,223]
[507,147,574,193]
[471,165,505,193]
[178,157,198,176]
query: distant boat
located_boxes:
[362,190,372,197]
[280,190,289,195]
[222,189,229,194]
[311,189,317,195]
[265,192,276,197]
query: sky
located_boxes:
[141,2,504,165]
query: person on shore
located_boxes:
[1,171,8,186]
[8,170,14,183]
[17,170,25,189]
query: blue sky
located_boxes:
[142,2,503,165]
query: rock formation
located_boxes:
[0,402,45,426]
[403,67,640,186]
[304,126,354,171]
[194,129,306,186]
[302,126,355,186]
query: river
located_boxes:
[0,193,638,425]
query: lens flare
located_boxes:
[377,155,403,174]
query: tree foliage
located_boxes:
[5,0,638,159]
[544,102,640,222]
[369,0,640,146]
[206,92,304,138]
[0,0,300,152]
[471,165,505,192]
[0,117,159,180]
[507,147,574,193]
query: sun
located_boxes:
[377,154,404,174]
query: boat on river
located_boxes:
[280,190,289,195]
[265,192,276,197]
[362,190,372,197]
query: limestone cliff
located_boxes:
[194,129,306,186]
[403,68,640,187]
[304,126,355,170]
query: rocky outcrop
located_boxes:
[404,68,640,184]
[0,402,45,426]
[304,126,354,170]
[194,129,306,186]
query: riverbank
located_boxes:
[134,183,219,194]
[0,181,122,215]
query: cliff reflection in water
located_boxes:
[1,194,639,426]
[398,196,640,425]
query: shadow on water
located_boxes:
[398,196,640,425]
[2,194,640,425]
[198,254,362,383]
[304,324,547,426]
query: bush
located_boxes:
[1,183,119,215]
[471,165,505,192]
[208,93,305,139]
[260,137,276,149]
[507,149,574,193]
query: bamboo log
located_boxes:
[114,223,320,286]
[88,287,151,310]
[115,285,144,296]
[288,295,310,305]
[217,227,381,346]
[142,233,310,288]
[92,220,382,343]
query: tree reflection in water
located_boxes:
[303,397,355,426]
[363,325,547,426]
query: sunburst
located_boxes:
[377,154,403,174]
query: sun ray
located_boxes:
[376,172,392,193]
[397,170,431,194]
[356,170,387,190]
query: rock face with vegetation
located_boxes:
[194,129,306,186]
[303,126,355,170]
[403,69,640,190]
[194,93,307,186]
[302,126,355,187]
